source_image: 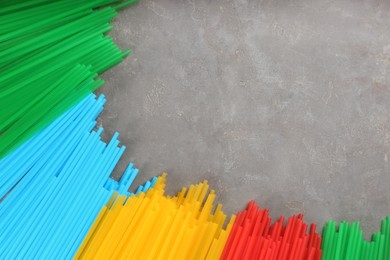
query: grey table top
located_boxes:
[99,0,390,237]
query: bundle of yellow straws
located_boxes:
[76,174,236,259]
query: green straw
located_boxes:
[0,0,137,157]
[322,217,390,260]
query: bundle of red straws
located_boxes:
[221,201,322,260]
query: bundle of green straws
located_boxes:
[0,0,137,157]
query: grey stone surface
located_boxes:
[100,0,390,236]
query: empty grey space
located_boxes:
[99,0,390,236]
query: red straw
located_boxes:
[220,201,322,260]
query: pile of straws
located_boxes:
[76,176,235,259]
[0,94,157,258]
[0,0,135,157]
[322,218,390,259]
[221,201,322,259]
[1,1,390,259]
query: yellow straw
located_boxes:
[75,174,235,259]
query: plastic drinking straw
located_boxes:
[0,90,156,258]
[0,0,53,16]
[0,0,136,158]
[27,133,105,259]
[0,131,155,256]
[0,105,83,196]
[75,175,234,260]
[0,2,117,42]
[43,139,117,259]
[0,20,112,87]
[0,119,89,221]
[0,8,117,65]
[0,74,92,150]
[0,64,91,129]
[0,26,112,91]
[321,218,390,260]
[0,95,98,203]
[67,178,156,260]
[0,1,81,25]
[220,201,322,260]
[0,131,95,251]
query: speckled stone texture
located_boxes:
[100,0,390,236]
